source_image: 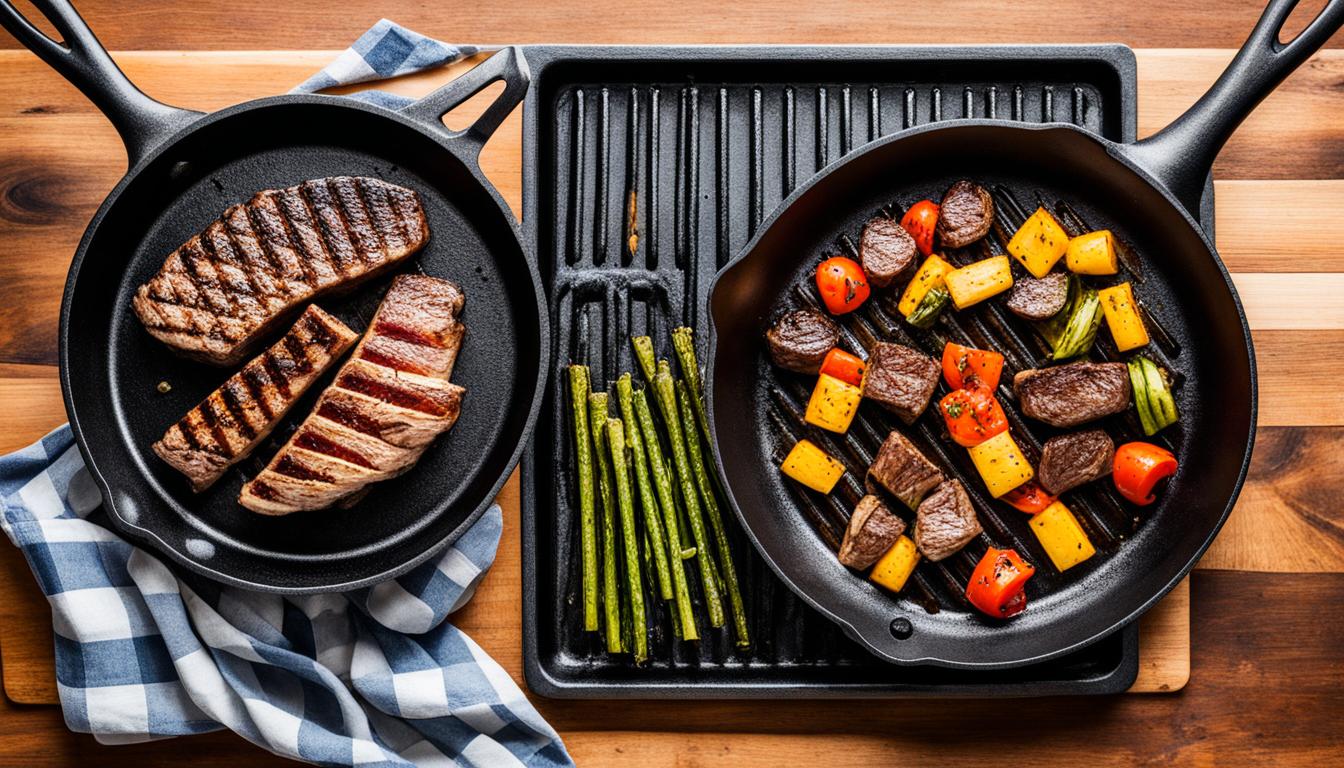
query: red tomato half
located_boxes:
[900,200,940,257]
[815,256,870,315]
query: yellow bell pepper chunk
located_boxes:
[1066,229,1119,275]
[869,535,920,593]
[967,431,1034,498]
[780,439,845,493]
[1029,501,1097,571]
[897,254,953,316]
[1098,282,1150,352]
[1007,207,1070,278]
[804,373,863,434]
[944,255,1013,310]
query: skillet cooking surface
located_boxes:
[709,124,1254,667]
[65,101,542,591]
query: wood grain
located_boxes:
[2,0,1341,52]
[9,571,1323,767]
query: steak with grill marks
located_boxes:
[1014,361,1131,428]
[152,305,358,492]
[914,479,982,562]
[859,216,917,288]
[239,274,465,515]
[862,342,940,424]
[936,180,994,249]
[1038,429,1115,495]
[838,494,907,570]
[765,308,839,374]
[1006,271,1069,320]
[133,176,430,367]
[866,429,944,511]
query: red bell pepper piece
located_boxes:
[942,342,1005,391]
[966,547,1035,619]
[819,348,866,388]
[815,256,870,315]
[999,480,1057,515]
[1113,442,1179,506]
[939,384,1009,448]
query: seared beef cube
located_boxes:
[936,180,994,248]
[838,495,908,569]
[866,430,945,510]
[1006,271,1069,320]
[766,309,839,374]
[860,216,917,288]
[1014,361,1131,428]
[863,342,940,423]
[1038,429,1116,495]
[914,480,982,562]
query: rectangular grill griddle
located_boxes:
[519,45,1209,698]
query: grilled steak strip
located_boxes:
[866,430,945,511]
[859,216,917,288]
[152,305,358,492]
[1038,429,1116,495]
[862,342,940,424]
[239,274,466,515]
[1014,361,1132,428]
[914,479,982,562]
[133,176,430,367]
[765,309,840,374]
[838,494,907,570]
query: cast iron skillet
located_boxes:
[708,0,1343,667]
[0,0,548,593]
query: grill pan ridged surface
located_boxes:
[517,46,1200,697]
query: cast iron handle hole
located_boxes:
[889,617,913,640]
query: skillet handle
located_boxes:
[400,46,530,165]
[0,0,198,168]
[1118,0,1344,215]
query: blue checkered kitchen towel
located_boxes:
[0,24,571,768]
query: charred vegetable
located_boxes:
[568,365,599,633]
[942,342,1004,391]
[1007,207,1070,278]
[898,254,953,316]
[905,286,950,329]
[1041,275,1103,360]
[1099,282,1150,352]
[1113,441,1179,506]
[1127,355,1178,435]
[966,547,1036,619]
[900,200,940,257]
[940,384,1009,448]
[999,480,1057,515]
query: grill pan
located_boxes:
[520,45,1155,696]
[0,0,548,592]
[708,0,1343,668]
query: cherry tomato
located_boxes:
[966,547,1035,619]
[939,384,1009,447]
[942,342,1005,391]
[999,481,1057,515]
[1113,442,1178,506]
[815,256,870,315]
[819,348,866,388]
[901,200,940,257]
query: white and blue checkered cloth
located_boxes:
[0,24,572,768]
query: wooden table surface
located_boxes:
[2,1,1343,765]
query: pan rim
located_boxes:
[705,118,1257,668]
[58,94,551,594]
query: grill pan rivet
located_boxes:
[889,618,914,640]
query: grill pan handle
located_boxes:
[1119,0,1344,215]
[401,46,530,165]
[0,0,199,169]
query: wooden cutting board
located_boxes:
[22,44,1344,704]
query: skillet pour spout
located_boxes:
[706,0,1342,667]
